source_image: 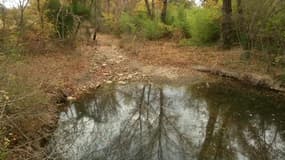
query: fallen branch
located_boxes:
[192,65,285,93]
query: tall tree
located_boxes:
[151,0,155,19]
[161,0,168,23]
[144,0,152,17]
[36,0,44,33]
[0,2,6,31]
[236,0,246,48]
[221,0,233,49]
[18,0,30,35]
[106,0,110,14]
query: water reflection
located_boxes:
[49,82,285,160]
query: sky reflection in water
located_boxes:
[50,82,285,160]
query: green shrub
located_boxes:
[46,0,90,39]
[188,8,221,44]
[235,0,285,54]
[119,12,168,40]
[260,12,285,54]
[141,19,167,40]
[166,4,191,37]
[119,12,137,34]
[71,2,90,18]
[119,6,220,42]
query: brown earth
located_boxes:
[0,33,283,159]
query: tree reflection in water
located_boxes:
[49,82,285,160]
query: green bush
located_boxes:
[119,12,168,40]
[166,4,191,37]
[119,12,137,34]
[46,0,90,39]
[260,12,285,54]
[188,8,221,44]
[119,5,220,43]
[71,2,90,18]
[141,19,167,40]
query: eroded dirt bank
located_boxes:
[1,34,284,159]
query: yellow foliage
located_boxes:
[134,0,162,13]
[135,0,147,12]
[102,12,117,25]
[204,0,222,9]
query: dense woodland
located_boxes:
[0,0,285,54]
[1,0,285,159]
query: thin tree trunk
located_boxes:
[161,0,168,23]
[36,0,44,33]
[221,0,233,49]
[18,0,30,36]
[151,0,155,19]
[157,88,164,160]
[0,4,6,31]
[236,0,246,49]
[237,0,242,16]
[144,0,152,17]
[19,8,25,35]
[106,0,110,14]
[198,107,219,160]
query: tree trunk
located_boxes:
[198,107,218,160]
[151,0,155,19]
[236,0,247,49]
[237,0,242,16]
[91,0,101,32]
[19,8,25,35]
[221,0,233,49]
[144,0,152,17]
[18,0,30,36]
[0,4,6,31]
[106,0,110,14]
[36,0,44,33]
[161,0,168,23]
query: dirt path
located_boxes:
[90,34,205,83]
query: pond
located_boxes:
[49,81,285,160]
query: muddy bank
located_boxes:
[192,65,285,93]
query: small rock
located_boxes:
[127,75,133,79]
[3,95,9,100]
[102,63,107,67]
[67,96,76,101]
[106,80,113,84]
[95,83,101,88]
[118,81,127,85]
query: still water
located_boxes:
[49,81,285,160]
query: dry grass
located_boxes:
[120,36,284,78]
[0,44,97,159]
[0,34,142,159]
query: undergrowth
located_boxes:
[118,4,220,44]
